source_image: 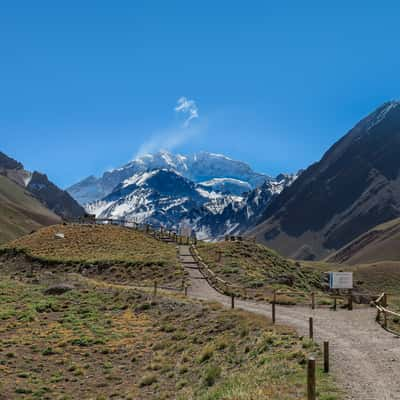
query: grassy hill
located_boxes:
[0,267,339,399]
[1,224,183,288]
[326,217,400,265]
[196,240,325,302]
[0,175,61,245]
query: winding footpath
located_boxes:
[179,245,400,400]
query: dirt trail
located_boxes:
[179,245,400,400]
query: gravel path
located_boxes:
[179,245,400,400]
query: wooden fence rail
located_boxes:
[374,293,400,336]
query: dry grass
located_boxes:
[2,224,177,265]
[1,224,184,288]
[196,241,325,302]
[0,268,340,400]
[0,175,61,245]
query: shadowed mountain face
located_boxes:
[251,101,400,260]
[0,152,23,171]
[0,151,86,222]
[27,172,86,220]
[326,217,400,265]
[0,174,61,244]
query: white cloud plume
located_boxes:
[174,97,199,127]
[134,97,201,158]
[135,125,200,158]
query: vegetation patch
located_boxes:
[1,224,184,288]
[196,241,326,301]
[0,272,339,399]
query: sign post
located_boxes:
[329,272,353,310]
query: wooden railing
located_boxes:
[191,245,328,306]
[373,293,400,335]
[190,245,248,297]
[81,218,197,245]
[190,245,369,311]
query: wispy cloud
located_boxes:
[134,97,201,158]
[135,125,200,158]
[174,97,199,127]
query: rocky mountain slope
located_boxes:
[85,169,242,228]
[250,101,400,260]
[0,174,61,244]
[186,173,298,239]
[82,163,298,238]
[326,217,400,265]
[71,150,298,238]
[67,151,270,204]
[0,151,85,221]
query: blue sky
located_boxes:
[2,1,400,188]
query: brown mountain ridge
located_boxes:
[250,101,400,260]
[0,150,85,243]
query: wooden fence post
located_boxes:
[184,286,188,296]
[383,293,388,307]
[231,294,235,309]
[384,311,388,329]
[323,341,329,373]
[348,291,353,311]
[309,317,314,340]
[272,290,276,324]
[307,357,316,400]
[311,292,315,310]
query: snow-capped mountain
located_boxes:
[84,166,299,238]
[198,178,252,196]
[85,168,241,228]
[67,151,270,204]
[69,150,299,238]
[184,172,300,240]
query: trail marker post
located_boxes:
[231,294,235,309]
[348,290,353,311]
[307,357,316,400]
[272,290,276,324]
[324,341,329,373]
[309,317,314,340]
[311,292,315,310]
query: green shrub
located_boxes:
[203,364,221,387]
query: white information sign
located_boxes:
[329,272,353,289]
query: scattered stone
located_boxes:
[268,275,295,286]
[44,284,74,295]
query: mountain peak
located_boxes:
[365,100,400,132]
[251,100,400,260]
[0,151,24,171]
[68,151,271,204]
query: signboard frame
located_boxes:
[328,272,353,290]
